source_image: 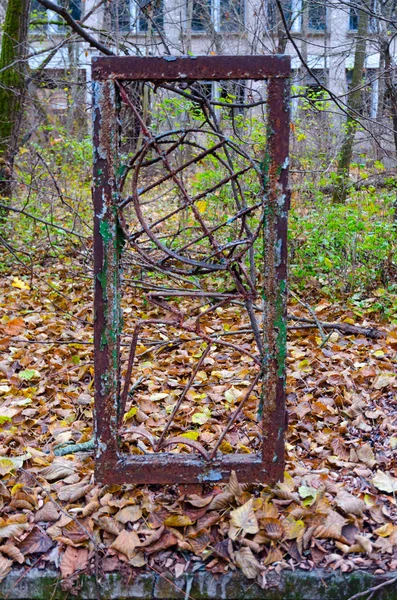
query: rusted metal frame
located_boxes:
[259,76,290,481]
[92,55,291,81]
[93,57,290,485]
[93,79,123,473]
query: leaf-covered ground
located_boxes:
[0,251,396,591]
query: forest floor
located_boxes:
[0,248,396,592]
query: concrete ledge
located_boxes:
[1,568,397,599]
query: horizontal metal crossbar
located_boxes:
[92,55,291,81]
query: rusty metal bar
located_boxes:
[92,55,291,82]
[260,76,290,477]
[92,80,122,469]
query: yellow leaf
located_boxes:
[191,407,211,425]
[219,441,233,453]
[196,200,207,214]
[123,406,138,421]
[164,515,192,527]
[179,431,199,441]
[283,516,305,540]
[230,499,259,534]
[11,278,30,291]
[373,523,394,537]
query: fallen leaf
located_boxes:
[335,491,366,516]
[11,277,30,290]
[373,523,394,537]
[373,374,395,389]
[116,505,142,524]
[372,471,397,494]
[0,544,24,564]
[41,460,76,482]
[58,483,93,503]
[314,510,347,541]
[60,546,89,578]
[230,499,259,535]
[234,546,261,579]
[110,530,140,560]
[164,515,193,527]
[19,527,53,554]
[357,443,376,468]
[0,554,12,583]
[34,502,59,523]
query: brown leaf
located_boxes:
[60,546,89,578]
[97,516,122,536]
[263,546,284,565]
[0,554,12,583]
[138,526,164,548]
[34,502,60,523]
[0,544,24,564]
[145,532,178,555]
[227,471,242,499]
[357,443,376,468]
[186,494,214,508]
[58,483,93,503]
[19,527,53,555]
[314,510,347,542]
[4,317,25,336]
[208,492,234,511]
[230,499,259,535]
[331,437,350,461]
[110,530,140,560]
[115,505,142,524]
[335,491,366,517]
[234,547,261,578]
[261,518,284,540]
[41,460,76,482]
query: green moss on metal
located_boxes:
[274,279,287,377]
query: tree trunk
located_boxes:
[332,2,369,204]
[0,0,31,222]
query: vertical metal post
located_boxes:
[92,80,121,478]
[262,77,290,480]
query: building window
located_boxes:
[308,0,326,30]
[110,0,164,33]
[267,0,302,32]
[191,0,244,32]
[349,0,377,32]
[192,0,210,31]
[30,0,81,31]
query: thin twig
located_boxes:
[347,578,397,600]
